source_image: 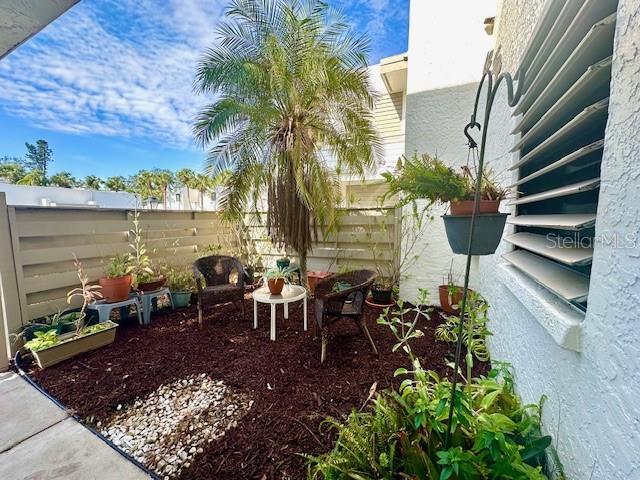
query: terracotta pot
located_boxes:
[307,271,332,295]
[99,275,132,303]
[438,284,474,315]
[137,277,166,293]
[267,278,285,295]
[450,199,500,215]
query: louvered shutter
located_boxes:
[503,0,618,311]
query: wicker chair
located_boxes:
[314,270,379,364]
[193,255,245,326]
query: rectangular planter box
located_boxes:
[31,321,118,369]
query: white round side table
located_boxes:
[253,284,307,341]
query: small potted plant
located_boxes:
[23,256,118,369]
[164,266,195,308]
[370,278,393,305]
[99,254,132,303]
[276,256,291,270]
[437,262,473,315]
[264,267,289,295]
[129,211,165,292]
[307,271,332,295]
[383,153,509,255]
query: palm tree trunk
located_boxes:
[299,249,308,288]
[200,190,204,211]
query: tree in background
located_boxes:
[176,168,197,209]
[24,140,53,181]
[104,175,128,192]
[49,171,79,188]
[193,0,379,275]
[152,169,175,208]
[0,161,27,184]
[16,170,46,186]
[192,173,218,211]
[131,170,163,207]
[83,175,103,190]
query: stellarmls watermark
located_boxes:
[546,232,639,249]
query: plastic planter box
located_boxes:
[30,321,118,369]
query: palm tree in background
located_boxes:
[151,169,175,208]
[49,171,79,188]
[83,175,103,191]
[105,175,128,192]
[194,0,380,275]
[0,162,26,184]
[176,168,197,209]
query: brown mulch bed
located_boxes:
[25,296,489,480]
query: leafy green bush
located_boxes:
[24,329,59,352]
[307,290,557,480]
[104,253,132,278]
[435,290,491,363]
[164,266,196,292]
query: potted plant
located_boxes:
[370,279,393,305]
[99,254,132,303]
[307,271,332,295]
[264,267,289,295]
[24,257,118,369]
[276,256,291,270]
[164,266,195,308]
[437,262,473,315]
[129,210,165,292]
[383,153,509,255]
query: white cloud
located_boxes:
[0,0,224,148]
[0,0,404,148]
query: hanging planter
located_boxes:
[442,212,509,255]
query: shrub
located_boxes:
[164,266,196,292]
[307,290,557,480]
[104,254,132,278]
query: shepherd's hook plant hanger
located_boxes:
[444,50,525,448]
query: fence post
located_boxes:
[0,193,23,369]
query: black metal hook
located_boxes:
[464,121,481,149]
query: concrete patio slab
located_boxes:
[0,418,150,480]
[0,372,150,479]
[0,371,68,452]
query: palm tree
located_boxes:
[105,175,128,192]
[16,170,46,186]
[131,170,162,208]
[49,171,78,188]
[194,0,380,275]
[83,175,103,191]
[0,162,26,183]
[193,173,215,211]
[176,168,197,209]
[151,169,175,209]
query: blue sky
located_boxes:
[0,0,409,179]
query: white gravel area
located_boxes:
[99,374,253,479]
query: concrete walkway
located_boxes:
[0,371,150,480]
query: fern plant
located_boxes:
[307,290,558,480]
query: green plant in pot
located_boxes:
[128,210,164,291]
[264,267,290,295]
[99,254,132,303]
[164,266,195,308]
[275,256,290,270]
[383,153,509,255]
[371,278,393,305]
[23,256,119,369]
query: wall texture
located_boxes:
[474,0,640,479]
[401,83,480,299]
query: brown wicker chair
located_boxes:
[314,270,379,364]
[193,255,245,326]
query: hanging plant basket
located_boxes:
[442,213,509,255]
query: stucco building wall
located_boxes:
[403,0,640,478]
[477,1,640,478]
